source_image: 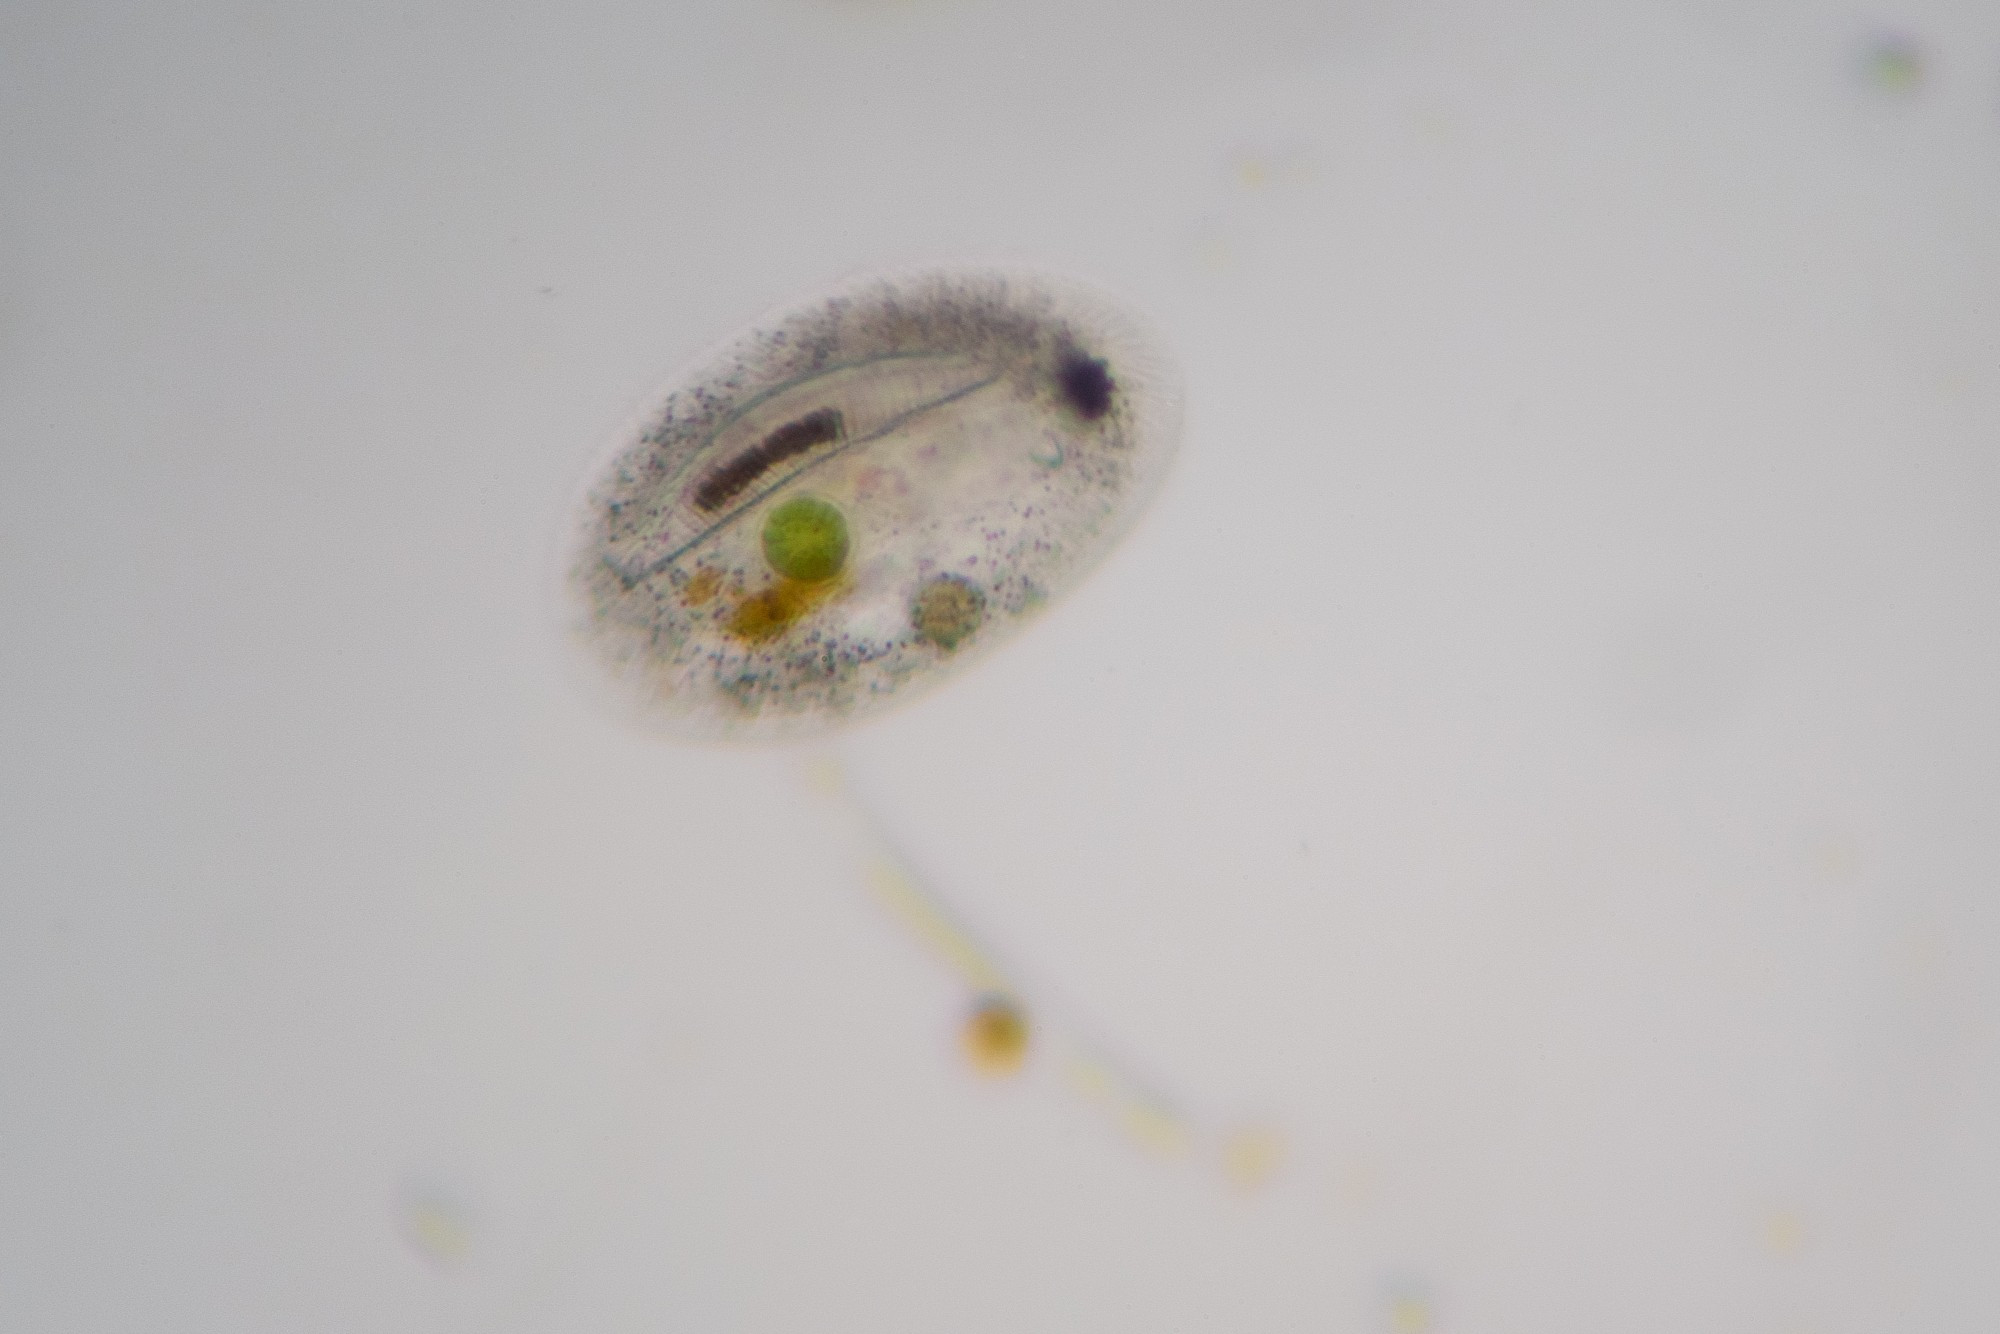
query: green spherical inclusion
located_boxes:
[761,495,850,583]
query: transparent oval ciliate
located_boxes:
[561,268,1182,740]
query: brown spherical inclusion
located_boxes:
[911,575,987,651]
[962,997,1029,1075]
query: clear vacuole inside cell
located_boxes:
[562,268,1183,741]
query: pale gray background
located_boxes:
[4,1,1997,1330]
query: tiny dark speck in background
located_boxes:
[1058,351,1115,419]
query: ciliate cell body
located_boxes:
[563,268,1182,740]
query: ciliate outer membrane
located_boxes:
[562,268,1182,740]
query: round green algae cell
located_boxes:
[761,495,849,583]
[563,267,1182,741]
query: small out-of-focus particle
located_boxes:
[963,995,1029,1075]
[1382,1279,1436,1334]
[1120,1100,1190,1157]
[1389,1294,1432,1334]
[1221,1125,1285,1190]
[1859,32,1924,94]
[1764,1210,1807,1257]
[1225,144,1311,191]
[400,1187,474,1268]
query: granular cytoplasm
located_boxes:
[563,269,1182,739]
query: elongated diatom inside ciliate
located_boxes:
[562,268,1182,740]
[694,408,845,512]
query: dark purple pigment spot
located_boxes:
[1057,351,1115,420]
